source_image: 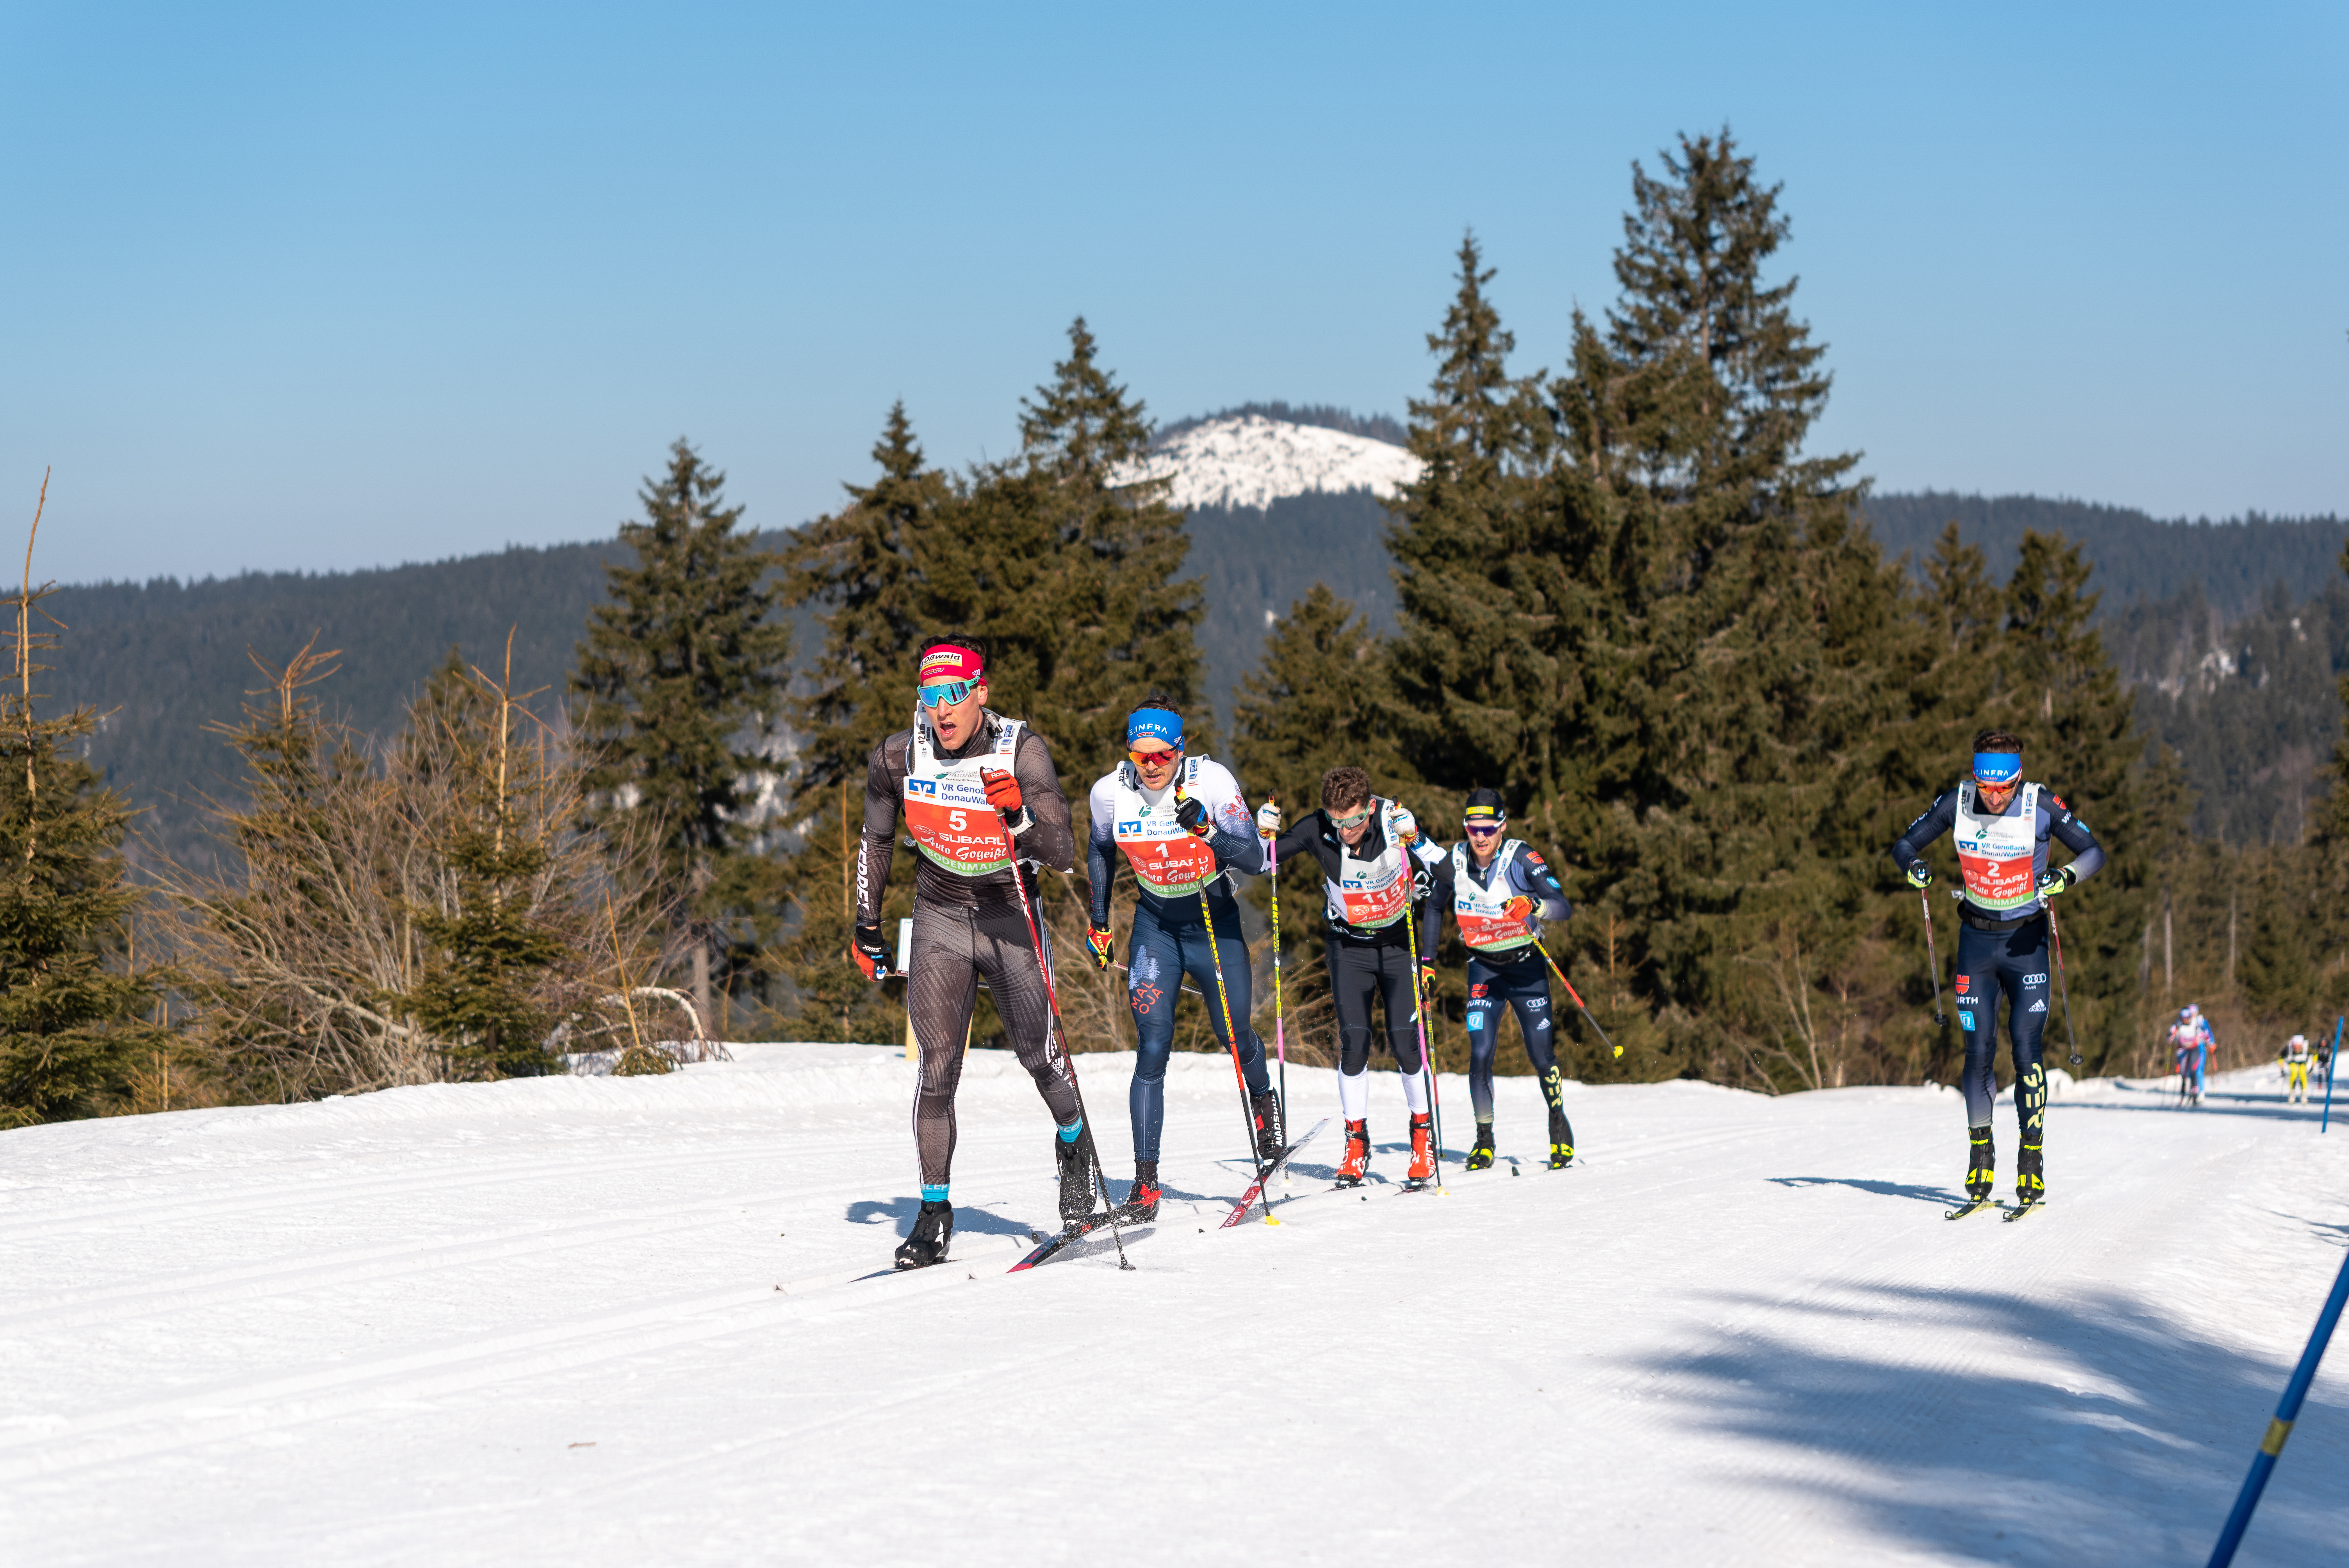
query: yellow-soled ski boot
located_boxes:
[1964,1126,1994,1202]
[2015,1140,2044,1207]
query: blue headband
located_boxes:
[1127,708,1182,748]
[1972,752,2022,784]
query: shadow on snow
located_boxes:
[1612,1279,2346,1565]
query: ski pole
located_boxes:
[1526,929,1624,1060]
[1185,785,1276,1205]
[1404,878,1444,1192]
[2046,902,2083,1067]
[1007,870,1132,1270]
[1921,890,1945,1028]
[2204,1242,2349,1567]
[1264,796,1288,1140]
[2323,1017,2341,1134]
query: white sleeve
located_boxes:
[1085,773,1119,844]
[1197,758,1253,838]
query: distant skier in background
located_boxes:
[1891,729,2106,1210]
[850,636,1098,1269]
[1263,766,1446,1188]
[1424,788,1577,1171]
[2169,1005,2214,1108]
[1082,700,1279,1223]
[2279,1032,2314,1105]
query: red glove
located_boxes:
[980,767,1023,819]
[1504,895,1534,926]
[852,924,892,982]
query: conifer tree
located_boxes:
[1383,233,1556,818]
[769,405,959,1041]
[572,440,789,1030]
[1999,530,2150,1066]
[926,319,1207,786]
[0,490,169,1126]
[397,640,565,1077]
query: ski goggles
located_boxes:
[1126,745,1181,769]
[1971,752,2023,786]
[916,679,978,709]
[1327,804,1376,831]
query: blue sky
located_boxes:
[4,2,2342,584]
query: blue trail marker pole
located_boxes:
[2322,1016,2340,1135]
[2205,1245,2349,1566]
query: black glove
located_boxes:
[852,924,893,982]
[1904,861,1934,891]
[1174,792,1212,838]
[1412,866,1433,902]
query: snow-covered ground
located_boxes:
[4,1049,2344,1566]
[1120,413,1421,511]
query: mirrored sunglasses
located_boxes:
[917,679,977,709]
[1463,821,1503,836]
[1127,747,1181,768]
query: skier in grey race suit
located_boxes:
[1889,728,2105,1206]
[850,636,1092,1269]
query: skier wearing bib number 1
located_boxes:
[850,636,1096,1270]
[1890,729,2106,1210]
[1263,767,1446,1188]
[1082,701,1279,1222]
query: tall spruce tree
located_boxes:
[925,319,1207,788]
[572,440,789,1031]
[1390,132,1948,1088]
[1999,529,2150,1067]
[769,405,959,1042]
[0,512,169,1126]
[1383,233,1554,819]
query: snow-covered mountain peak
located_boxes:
[1118,414,1422,512]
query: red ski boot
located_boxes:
[1404,1113,1435,1190]
[1335,1119,1370,1187]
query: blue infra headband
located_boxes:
[1127,708,1182,748]
[1973,752,2023,784]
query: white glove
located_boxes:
[1391,805,1420,846]
[1256,800,1282,839]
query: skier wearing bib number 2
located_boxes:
[850,636,1094,1270]
[1082,701,1278,1222]
[1890,729,2106,1209]
[1264,767,1446,1188]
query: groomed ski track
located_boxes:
[3,1047,2343,1565]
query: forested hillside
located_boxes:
[45,482,2349,870]
[1864,493,2347,624]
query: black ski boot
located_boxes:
[1547,1106,1575,1170]
[1965,1125,1994,1202]
[1251,1088,1285,1163]
[2015,1140,2044,1206]
[1117,1160,1162,1223]
[1055,1124,1097,1222]
[1465,1123,1496,1171]
[894,1199,953,1270]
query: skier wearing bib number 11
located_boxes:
[1264,767,1446,1188]
[1423,788,1576,1171]
[1082,701,1278,1222]
[1889,729,2106,1210]
[850,636,1096,1270]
